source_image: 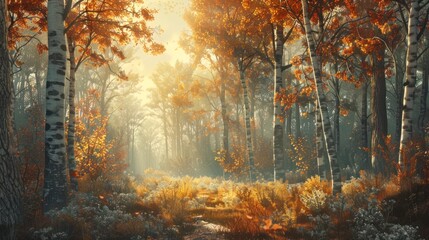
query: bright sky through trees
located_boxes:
[122,0,190,95]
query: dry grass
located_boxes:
[61,169,429,239]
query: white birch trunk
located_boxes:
[67,36,78,191]
[43,0,68,213]
[399,0,419,166]
[316,101,327,179]
[301,0,341,194]
[239,61,256,182]
[273,24,285,181]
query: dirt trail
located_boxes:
[183,219,229,240]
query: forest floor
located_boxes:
[19,170,429,240]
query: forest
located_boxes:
[0,0,429,239]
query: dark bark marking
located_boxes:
[56,69,65,76]
[46,110,54,116]
[48,90,60,96]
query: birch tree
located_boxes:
[399,0,419,166]
[273,24,286,181]
[301,0,341,194]
[237,55,257,182]
[315,101,326,179]
[43,0,68,213]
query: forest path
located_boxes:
[183,218,229,240]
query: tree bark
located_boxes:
[273,24,285,181]
[162,104,169,163]
[370,47,388,174]
[316,101,327,179]
[394,51,405,144]
[66,36,78,191]
[301,0,341,194]
[399,0,418,167]
[361,81,369,170]
[220,72,230,157]
[418,33,428,133]
[43,0,68,213]
[239,60,256,182]
[332,65,340,153]
[1,0,22,237]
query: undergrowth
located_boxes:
[20,168,429,240]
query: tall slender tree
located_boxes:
[43,0,68,213]
[273,24,286,181]
[237,56,256,182]
[301,0,341,194]
[315,101,326,179]
[0,0,22,238]
[370,46,388,173]
[66,35,78,191]
[399,0,419,166]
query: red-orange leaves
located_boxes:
[291,55,303,66]
[65,0,165,69]
[300,85,314,97]
[275,87,297,111]
[36,43,48,54]
[355,38,382,55]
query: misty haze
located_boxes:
[0,0,428,239]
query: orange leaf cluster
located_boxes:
[274,87,297,111]
[75,90,126,181]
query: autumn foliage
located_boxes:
[75,89,127,182]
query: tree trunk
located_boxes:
[131,127,135,171]
[361,81,369,170]
[239,61,256,182]
[333,72,340,153]
[418,33,428,133]
[26,75,34,108]
[67,36,78,191]
[316,101,327,179]
[220,73,229,156]
[1,0,22,237]
[35,60,44,106]
[284,108,292,171]
[220,74,230,179]
[302,0,341,194]
[273,24,285,181]
[295,102,301,139]
[399,0,419,166]
[370,47,388,174]
[43,0,68,213]
[259,110,265,139]
[162,104,169,163]
[175,109,182,161]
[394,54,405,144]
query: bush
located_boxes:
[31,192,176,240]
[299,176,331,213]
[353,200,422,240]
